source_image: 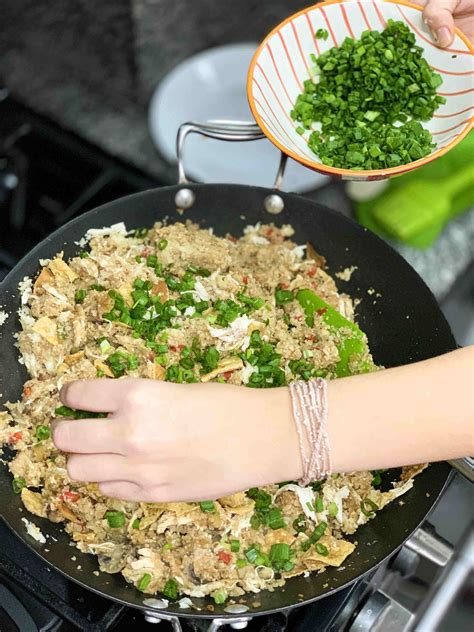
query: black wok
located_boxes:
[0,182,455,622]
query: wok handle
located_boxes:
[448,457,474,483]
[174,120,288,214]
[144,611,250,630]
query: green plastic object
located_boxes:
[356,132,474,248]
[372,164,474,243]
[296,289,372,377]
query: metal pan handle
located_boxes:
[448,457,474,483]
[174,120,287,215]
[144,610,250,630]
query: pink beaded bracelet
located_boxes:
[289,378,332,486]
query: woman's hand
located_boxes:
[416,0,474,47]
[52,378,300,503]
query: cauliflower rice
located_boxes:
[0,220,425,604]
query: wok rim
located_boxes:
[0,183,455,619]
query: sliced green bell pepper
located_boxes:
[296,289,373,377]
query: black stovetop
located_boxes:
[0,93,157,281]
[0,518,368,632]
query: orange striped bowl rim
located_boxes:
[247,0,474,180]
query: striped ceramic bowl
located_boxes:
[247,0,473,180]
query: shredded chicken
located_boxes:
[0,221,426,603]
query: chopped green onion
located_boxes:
[275,288,294,305]
[245,546,260,564]
[372,473,382,486]
[372,470,384,487]
[96,369,105,377]
[163,542,173,551]
[105,511,125,528]
[146,254,158,267]
[267,508,285,530]
[230,539,240,553]
[137,573,152,592]
[315,496,324,513]
[199,500,216,513]
[54,405,107,419]
[12,477,26,494]
[360,498,379,517]
[315,543,329,556]
[250,513,262,530]
[78,251,89,259]
[328,502,338,517]
[293,513,307,533]
[236,558,247,569]
[132,518,141,529]
[213,590,227,605]
[106,351,139,378]
[269,543,291,570]
[293,20,441,170]
[309,521,327,544]
[133,227,149,238]
[74,289,87,304]
[315,28,329,40]
[35,425,50,441]
[197,268,211,277]
[162,578,179,600]
[282,560,295,572]
[158,239,168,251]
[200,346,220,373]
[99,339,112,354]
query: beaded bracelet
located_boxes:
[289,378,331,486]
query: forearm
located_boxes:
[328,346,474,472]
[271,346,474,481]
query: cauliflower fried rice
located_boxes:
[0,221,425,604]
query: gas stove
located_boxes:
[1,479,472,632]
[0,92,472,632]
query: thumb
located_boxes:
[423,0,458,47]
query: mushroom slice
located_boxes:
[65,351,85,366]
[32,317,59,345]
[21,488,47,518]
[34,268,55,291]
[201,356,244,382]
[94,360,114,378]
[151,280,169,303]
[117,282,134,307]
[306,242,326,269]
[148,362,166,380]
[49,258,78,282]
[57,502,81,523]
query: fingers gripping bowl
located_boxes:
[0,186,454,618]
[247,0,474,180]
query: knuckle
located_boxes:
[124,427,147,455]
[123,382,146,409]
